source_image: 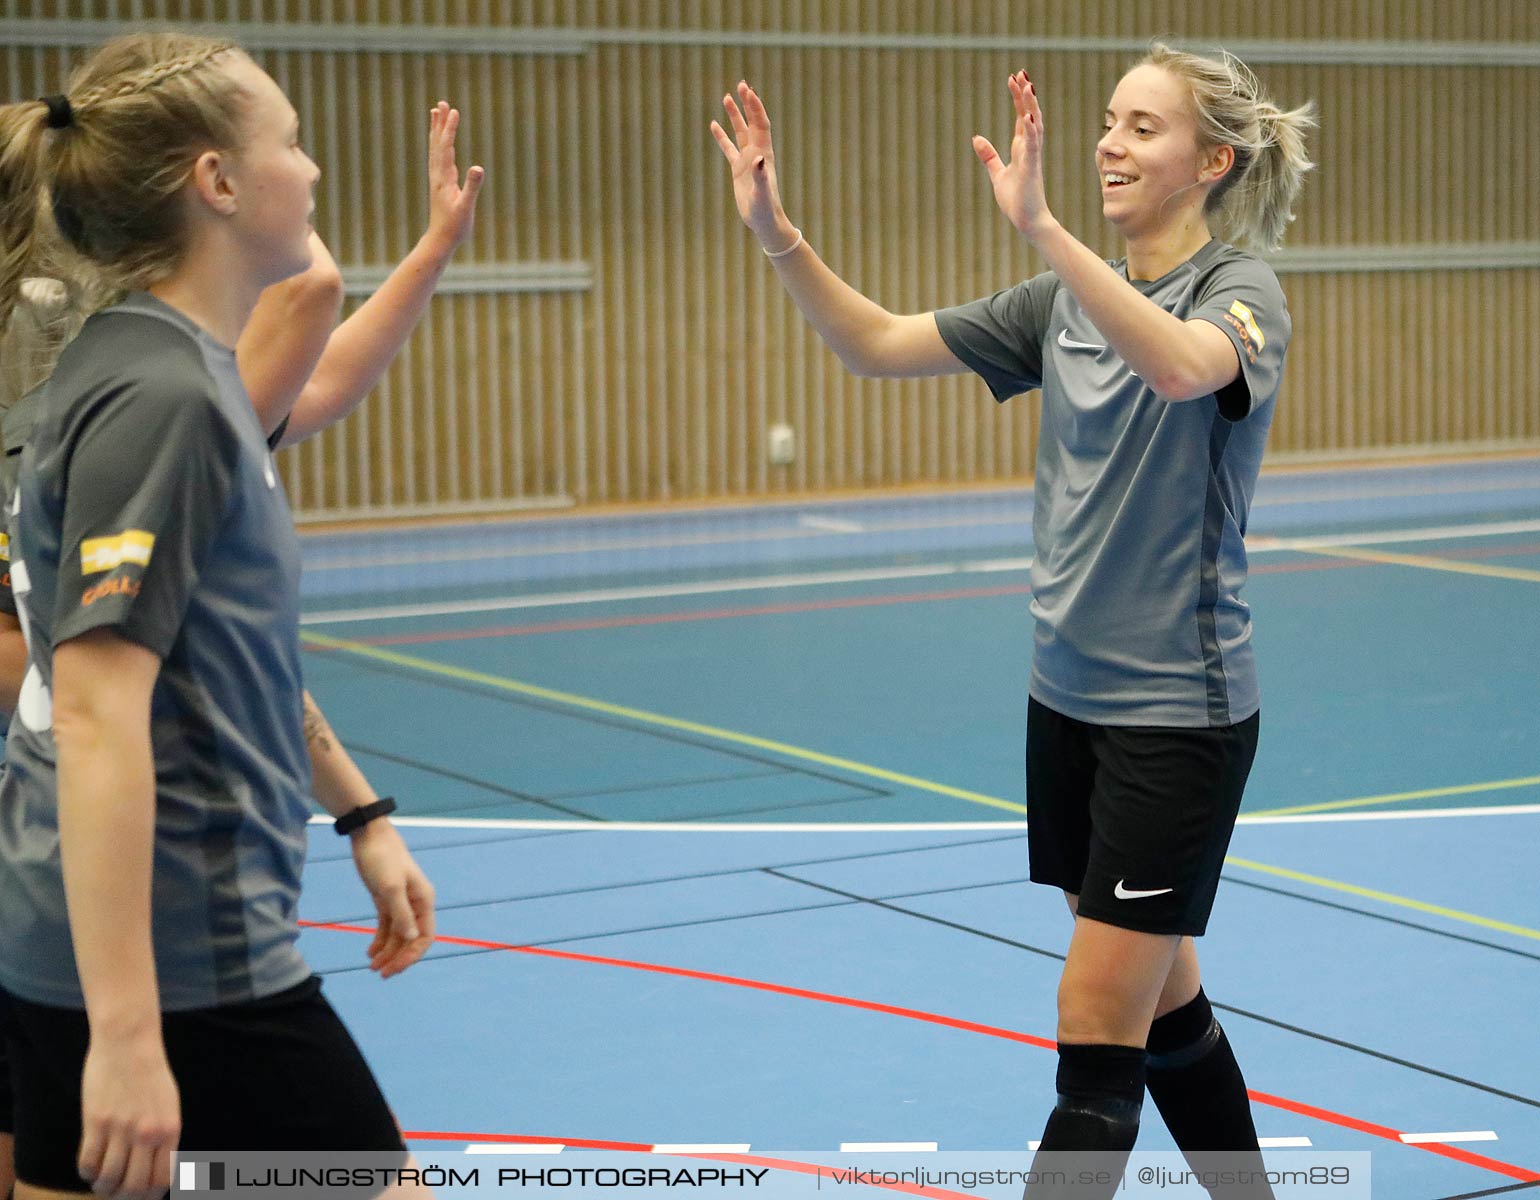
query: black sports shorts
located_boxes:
[0,1035,11,1135]
[1025,696,1260,937]
[0,975,405,1193]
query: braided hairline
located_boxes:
[71,41,239,112]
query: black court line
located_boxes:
[344,743,852,823]
[306,649,893,800]
[1431,1183,1540,1200]
[313,898,863,977]
[1224,875,1540,964]
[317,873,1041,975]
[762,870,1540,1112]
[546,768,788,801]
[305,828,575,866]
[342,741,597,820]
[649,790,906,823]
[431,787,887,824]
[309,831,1028,922]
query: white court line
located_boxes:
[464,1144,566,1154]
[798,516,866,533]
[305,512,1023,571]
[1398,1131,1498,1144]
[1258,1137,1314,1148]
[838,1142,938,1153]
[1239,803,1540,825]
[301,516,1540,626]
[651,1144,753,1154]
[1254,517,1540,550]
[308,803,1540,833]
[301,563,961,625]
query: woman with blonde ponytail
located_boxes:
[715,41,1313,1199]
[0,33,442,1200]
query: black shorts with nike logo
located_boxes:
[1026,697,1261,937]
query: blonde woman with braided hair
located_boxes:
[0,32,441,1200]
[715,40,1313,1200]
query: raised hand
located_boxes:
[422,100,486,257]
[709,81,799,252]
[972,70,1054,240]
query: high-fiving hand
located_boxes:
[710,81,799,253]
[423,100,486,257]
[972,70,1055,241]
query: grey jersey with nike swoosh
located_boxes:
[934,239,1290,727]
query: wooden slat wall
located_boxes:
[5,1,1538,517]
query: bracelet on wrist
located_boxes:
[334,796,397,836]
[764,228,803,259]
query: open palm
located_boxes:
[973,70,1054,239]
[710,81,790,244]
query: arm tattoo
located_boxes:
[302,694,333,755]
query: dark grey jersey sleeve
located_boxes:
[933,271,1060,402]
[52,381,241,657]
[1190,257,1291,421]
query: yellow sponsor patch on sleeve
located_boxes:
[80,530,155,575]
[1229,300,1266,350]
[0,532,8,562]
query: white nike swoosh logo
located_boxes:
[1114,880,1175,900]
[1058,330,1104,351]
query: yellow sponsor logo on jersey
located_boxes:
[0,532,8,562]
[1229,300,1265,350]
[80,530,155,575]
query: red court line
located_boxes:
[399,1132,979,1199]
[303,921,1540,1184]
[339,539,1540,647]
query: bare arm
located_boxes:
[1027,223,1239,400]
[238,232,345,437]
[711,82,965,380]
[275,101,485,447]
[0,612,24,715]
[53,629,178,1199]
[974,71,1240,401]
[302,691,436,978]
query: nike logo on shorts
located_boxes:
[1057,329,1104,351]
[1114,880,1175,900]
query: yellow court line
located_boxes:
[1289,540,1540,584]
[1225,856,1540,943]
[1247,774,1540,818]
[301,631,1029,816]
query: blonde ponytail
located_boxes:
[0,31,244,406]
[1142,43,1317,252]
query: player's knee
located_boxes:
[1057,991,1134,1045]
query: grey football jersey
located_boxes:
[0,293,314,1010]
[935,239,1290,727]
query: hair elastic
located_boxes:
[41,95,73,129]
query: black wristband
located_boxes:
[333,796,397,836]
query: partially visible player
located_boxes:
[0,31,461,1199]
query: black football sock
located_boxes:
[1023,1042,1145,1199]
[1145,989,1275,1198]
